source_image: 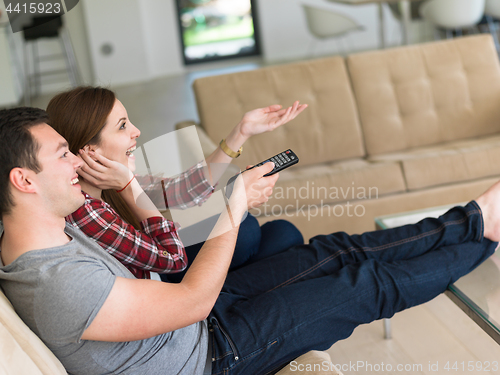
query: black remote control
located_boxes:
[244,149,299,176]
[225,149,299,198]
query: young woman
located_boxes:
[46,87,307,280]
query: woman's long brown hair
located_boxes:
[47,87,142,230]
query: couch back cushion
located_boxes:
[0,287,67,374]
[348,35,500,156]
[193,56,365,169]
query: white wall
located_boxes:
[83,0,151,86]
[4,0,431,93]
[138,0,184,77]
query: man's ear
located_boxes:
[9,168,37,194]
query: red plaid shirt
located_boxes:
[66,162,214,279]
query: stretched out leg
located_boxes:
[222,201,484,297]
[211,239,497,375]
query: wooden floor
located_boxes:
[327,294,500,375]
[31,63,500,375]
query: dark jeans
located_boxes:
[162,214,304,283]
[209,201,497,375]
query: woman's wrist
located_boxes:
[224,122,250,153]
[116,176,135,193]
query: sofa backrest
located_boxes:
[193,56,365,169]
[348,35,500,156]
[0,287,67,374]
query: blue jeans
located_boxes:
[209,201,497,375]
[162,214,304,282]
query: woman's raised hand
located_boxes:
[238,100,308,138]
[203,101,306,187]
[77,149,134,191]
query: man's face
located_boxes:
[29,124,84,217]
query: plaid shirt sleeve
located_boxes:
[65,193,187,279]
[138,161,215,210]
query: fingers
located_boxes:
[248,161,274,177]
[82,150,114,168]
[263,104,283,113]
[271,101,308,130]
[261,161,275,174]
[78,150,107,172]
[76,149,132,190]
[76,166,99,186]
[243,162,278,206]
[270,101,302,117]
[293,103,308,119]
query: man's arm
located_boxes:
[81,162,278,342]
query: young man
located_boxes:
[0,107,499,375]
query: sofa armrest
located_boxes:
[0,289,68,374]
[175,120,218,159]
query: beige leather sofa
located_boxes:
[0,285,342,374]
[5,35,498,375]
[179,34,500,240]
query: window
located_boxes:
[176,0,261,65]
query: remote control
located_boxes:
[243,149,299,177]
[225,149,299,198]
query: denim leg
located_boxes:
[221,201,484,297]
[243,220,304,265]
[228,214,262,269]
[210,239,497,375]
[209,201,490,374]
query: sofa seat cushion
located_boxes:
[254,159,406,215]
[369,134,500,191]
[0,288,67,374]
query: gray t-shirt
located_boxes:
[0,222,208,375]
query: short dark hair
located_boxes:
[0,107,48,217]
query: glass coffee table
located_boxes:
[375,203,500,345]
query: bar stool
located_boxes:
[22,15,80,105]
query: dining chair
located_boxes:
[485,0,500,51]
[302,4,364,57]
[419,0,485,39]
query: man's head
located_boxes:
[0,107,84,219]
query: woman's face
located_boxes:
[91,99,140,171]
